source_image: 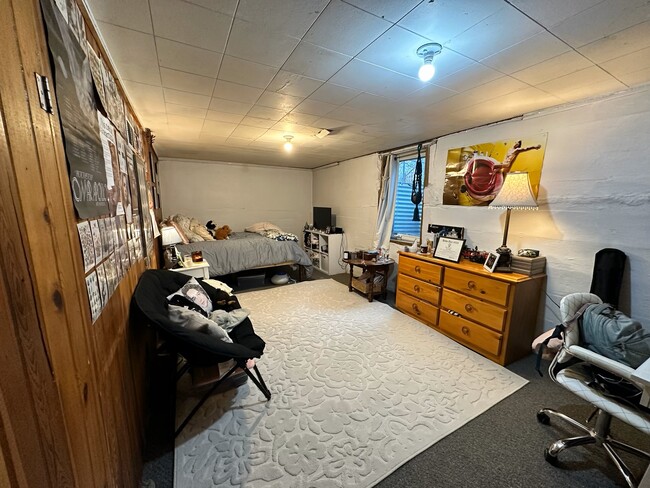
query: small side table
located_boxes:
[172,261,210,280]
[344,258,395,302]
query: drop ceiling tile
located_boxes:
[165,102,208,119]
[267,71,324,97]
[160,68,215,95]
[536,66,622,98]
[398,83,457,110]
[507,0,603,29]
[96,22,161,86]
[344,0,422,23]
[150,0,231,51]
[218,56,279,89]
[310,116,355,131]
[344,93,402,116]
[201,119,238,137]
[163,88,211,108]
[230,125,268,139]
[212,80,264,104]
[278,112,320,125]
[357,25,435,80]
[282,42,352,81]
[223,137,253,147]
[309,83,361,104]
[328,59,423,99]
[303,0,391,57]
[166,114,205,130]
[511,51,594,85]
[226,19,300,68]
[429,62,502,93]
[208,97,253,114]
[614,66,650,86]
[122,80,165,112]
[293,99,337,117]
[240,116,277,128]
[480,32,570,74]
[236,0,329,38]
[247,105,287,121]
[326,105,387,125]
[446,6,543,61]
[206,110,245,123]
[601,46,650,82]
[578,21,650,63]
[86,0,153,33]
[551,0,650,48]
[398,0,503,45]
[256,91,304,111]
[183,0,238,15]
[156,38,223,78]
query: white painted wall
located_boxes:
[158,159,312,236]
[314,86,650,333]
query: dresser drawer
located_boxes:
[444,268,509,306]
[441,288,506,332]
[439,312,502,357]
[399,256,442,285]
[398,274,440,306]
[396,293,439,327]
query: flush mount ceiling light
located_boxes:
[416,42,442,82]
[283,135,294,152]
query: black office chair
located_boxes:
[132,269,271,437]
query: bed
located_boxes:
[176,232,313,279]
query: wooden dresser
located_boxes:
[396,252,545,365]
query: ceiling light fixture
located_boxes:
[283,135,294,152]
[416,42,442,82]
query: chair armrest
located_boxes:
[631,357,650,407]
[567,345,635,380]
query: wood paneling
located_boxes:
[0,0,160,486]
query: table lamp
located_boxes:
[489,171,538,272]
[161,226,183,269]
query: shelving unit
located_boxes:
[303,229,346,275]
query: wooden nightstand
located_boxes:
[171,261,210,280]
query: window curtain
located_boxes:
[373,153,399,249]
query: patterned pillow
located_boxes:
[167,305,232,342]
[190,218,214,241]
[166,277,213,315]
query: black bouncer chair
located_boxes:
[132,269,271,437]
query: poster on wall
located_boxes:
[87,43,109,113]
[41,0,108,219]
[85,271,102,323]
[77,221,95,273]
[98,112,125,216]
[135,158,154,255]
[443,134,548,206]
[101,59,127,137]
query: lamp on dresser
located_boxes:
[161,225,183,269]
[489,171,538,272]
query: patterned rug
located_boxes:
[174,280,527,487]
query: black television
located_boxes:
[313,207,332,231]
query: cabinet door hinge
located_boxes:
[34,73,53,114]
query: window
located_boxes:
[391,156,424,242]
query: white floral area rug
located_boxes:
[174,279,528,487]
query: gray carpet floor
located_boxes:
[141,271,650,487]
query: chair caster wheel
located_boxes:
[544,448,559,466]
[537,411,550,425]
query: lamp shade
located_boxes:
[161,225,183,246]
[489,172,538,210]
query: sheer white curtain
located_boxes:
[373,153,399,249]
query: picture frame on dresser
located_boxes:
[483,251,499,273]
[433,236,465,263]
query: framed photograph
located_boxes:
[483,252,499,273]
[427,224,465,240]
[433,237,465,263]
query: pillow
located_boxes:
[168,305,232,342]
[167,277,213,315]
[190,218,214,241]
[171,214,204,242]
[245,221,282,233]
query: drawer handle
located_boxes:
[467,280,476,290]
[464,303,473,312]
[414,265,421,274]
[414,284,421,293]
[461,326,470,336]
[412,303,421,315]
